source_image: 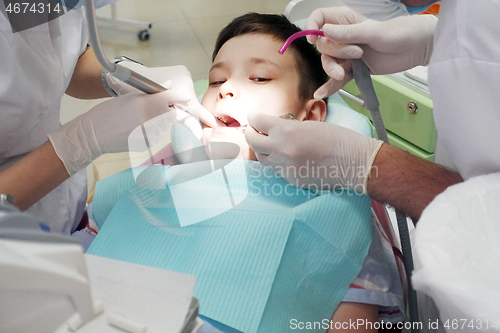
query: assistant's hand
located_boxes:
[305,6,437,98]
[245,112,383,194]
[106,63,217,128]
[48,90,189,176]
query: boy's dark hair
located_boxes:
[213,13,329,103]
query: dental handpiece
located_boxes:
[84,0,211,160]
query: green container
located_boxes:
[342,75,437,160]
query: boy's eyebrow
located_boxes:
[248,57,281,69]
[209,61,227,73]
[209,57,281,73]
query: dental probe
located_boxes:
[279,30,419,332]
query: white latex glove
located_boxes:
[245,112,383,194]
[48,91,200,176]
[106,63,218,128]
[305,6,437,98]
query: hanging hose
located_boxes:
[352,59,420,332]
[396,208,419,331]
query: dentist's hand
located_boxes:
[106,63,218,128]
[305,6,437,98]
[245,112,383,194]
[48,90,190,176]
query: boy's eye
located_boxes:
[251,77,270,83]
[209,80,226,86]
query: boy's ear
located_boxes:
[299,99,327,122]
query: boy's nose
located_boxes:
[220,91,233,98]
[218,81,237,99]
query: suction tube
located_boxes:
[352,59,420,333]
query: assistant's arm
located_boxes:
[0,89,189,211]
[0,46,106,210]
[65,46,110,99]
[367,144,463,220]
[0,141,69,211]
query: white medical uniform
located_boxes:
[0,6,89,234]
[428,0,500,180]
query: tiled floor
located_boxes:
[60,0,292,124]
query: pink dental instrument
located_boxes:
[278,30,325,55]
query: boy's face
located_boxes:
[201,33,323,160]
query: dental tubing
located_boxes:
[84,0,166,95]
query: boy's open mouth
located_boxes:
[216,115,241,127]
[215,115,248,133]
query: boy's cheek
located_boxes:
[200,94,215,114]
[252,91,298,117]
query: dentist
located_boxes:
[246,0,500,221]
[0,1,214,234]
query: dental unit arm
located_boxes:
[84,0,166,95]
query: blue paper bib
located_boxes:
[88,160,372,333]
